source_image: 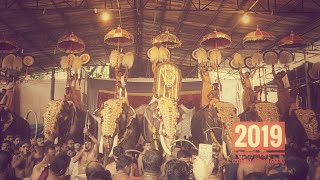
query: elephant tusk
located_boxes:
[222,141,227,159]
[170,139,198,150]
[108,134,118,157]
[99,137,104,154]
[160,134,172,156]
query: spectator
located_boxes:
[105,145,125,176]
[1,140,11,152]
[86,161,106,179]
[164,159,189,180]
[67,138,75,151]
[285,157,309,180]
[0,150,18,179]
[30,145,56,180]
[243,172,268,180]
[312,164,320,180]
[88,170,112,180]
[141,150,163,179]
[138,141,152,176]
[113,155,132,180]
[37,154,71,180]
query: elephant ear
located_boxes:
[124,105,137,128]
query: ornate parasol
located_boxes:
[0,35,19,54]
[57,32,85,54]
[243,27,275,45]
[104,26,134,47]
[279,31,306,49]
[200,29,232,49]
[152,29,181,49]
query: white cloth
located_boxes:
[176,104,195,139]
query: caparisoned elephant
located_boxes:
[43,100,97,144]
[0,108,30,141]
[142,97,179,155]
[286,108,319,145]
[95,98,140,164]
[191,102,239,155]
[239,102,280,122]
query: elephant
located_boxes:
[238,102,280,122]
[94,98,140,165]
[191,101,240,156]
[0,108,30,141]
[43,100,98,144]
[286,108,320,145]
[141,96,180,155]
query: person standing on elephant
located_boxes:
[138,141,152,176]
[208,81,222,107]
[272,65,291,118]
[239,67,257,111]
[73,128,98,178]
[200,65,212,108]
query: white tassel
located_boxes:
[233,53,244,67]
[99,137,104,154]
[2,54,15,69]
[159,46,170,62]
[122,52,134,69]
[12,56,23,70]
[60,56,68,69]
[109,50,121,68]
[252,52,262,65]
[72,56,83,71]
[208,49,222,65]
[147,46,159,63]
[192,48,207,64]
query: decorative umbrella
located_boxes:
[104,26,134,47]
[152,29,181,49]
[57,32,85,54]
[279,31,306,49]
[0,35,19,54]
[200,29,231,49]
[243,27,275,45]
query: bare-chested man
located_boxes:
[239,67,257,111]
[72,128,98,178]
[237,155,268,180]
[30,145,56,180]
[12,142,32,178]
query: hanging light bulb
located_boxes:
[241,14,250,24]
[101,11,110,21]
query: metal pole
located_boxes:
[50,68,55,100]
[304,52,311,109]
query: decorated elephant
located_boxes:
[286,108,320,145]
[141,96,181,155]
[95,98,140,164]
[191,101,239,156]
[0,108,30,141]
[43,100,98,143]
[238,102,280,122]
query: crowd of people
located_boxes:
[1,127,320,180]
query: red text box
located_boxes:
[232,122,285,151]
